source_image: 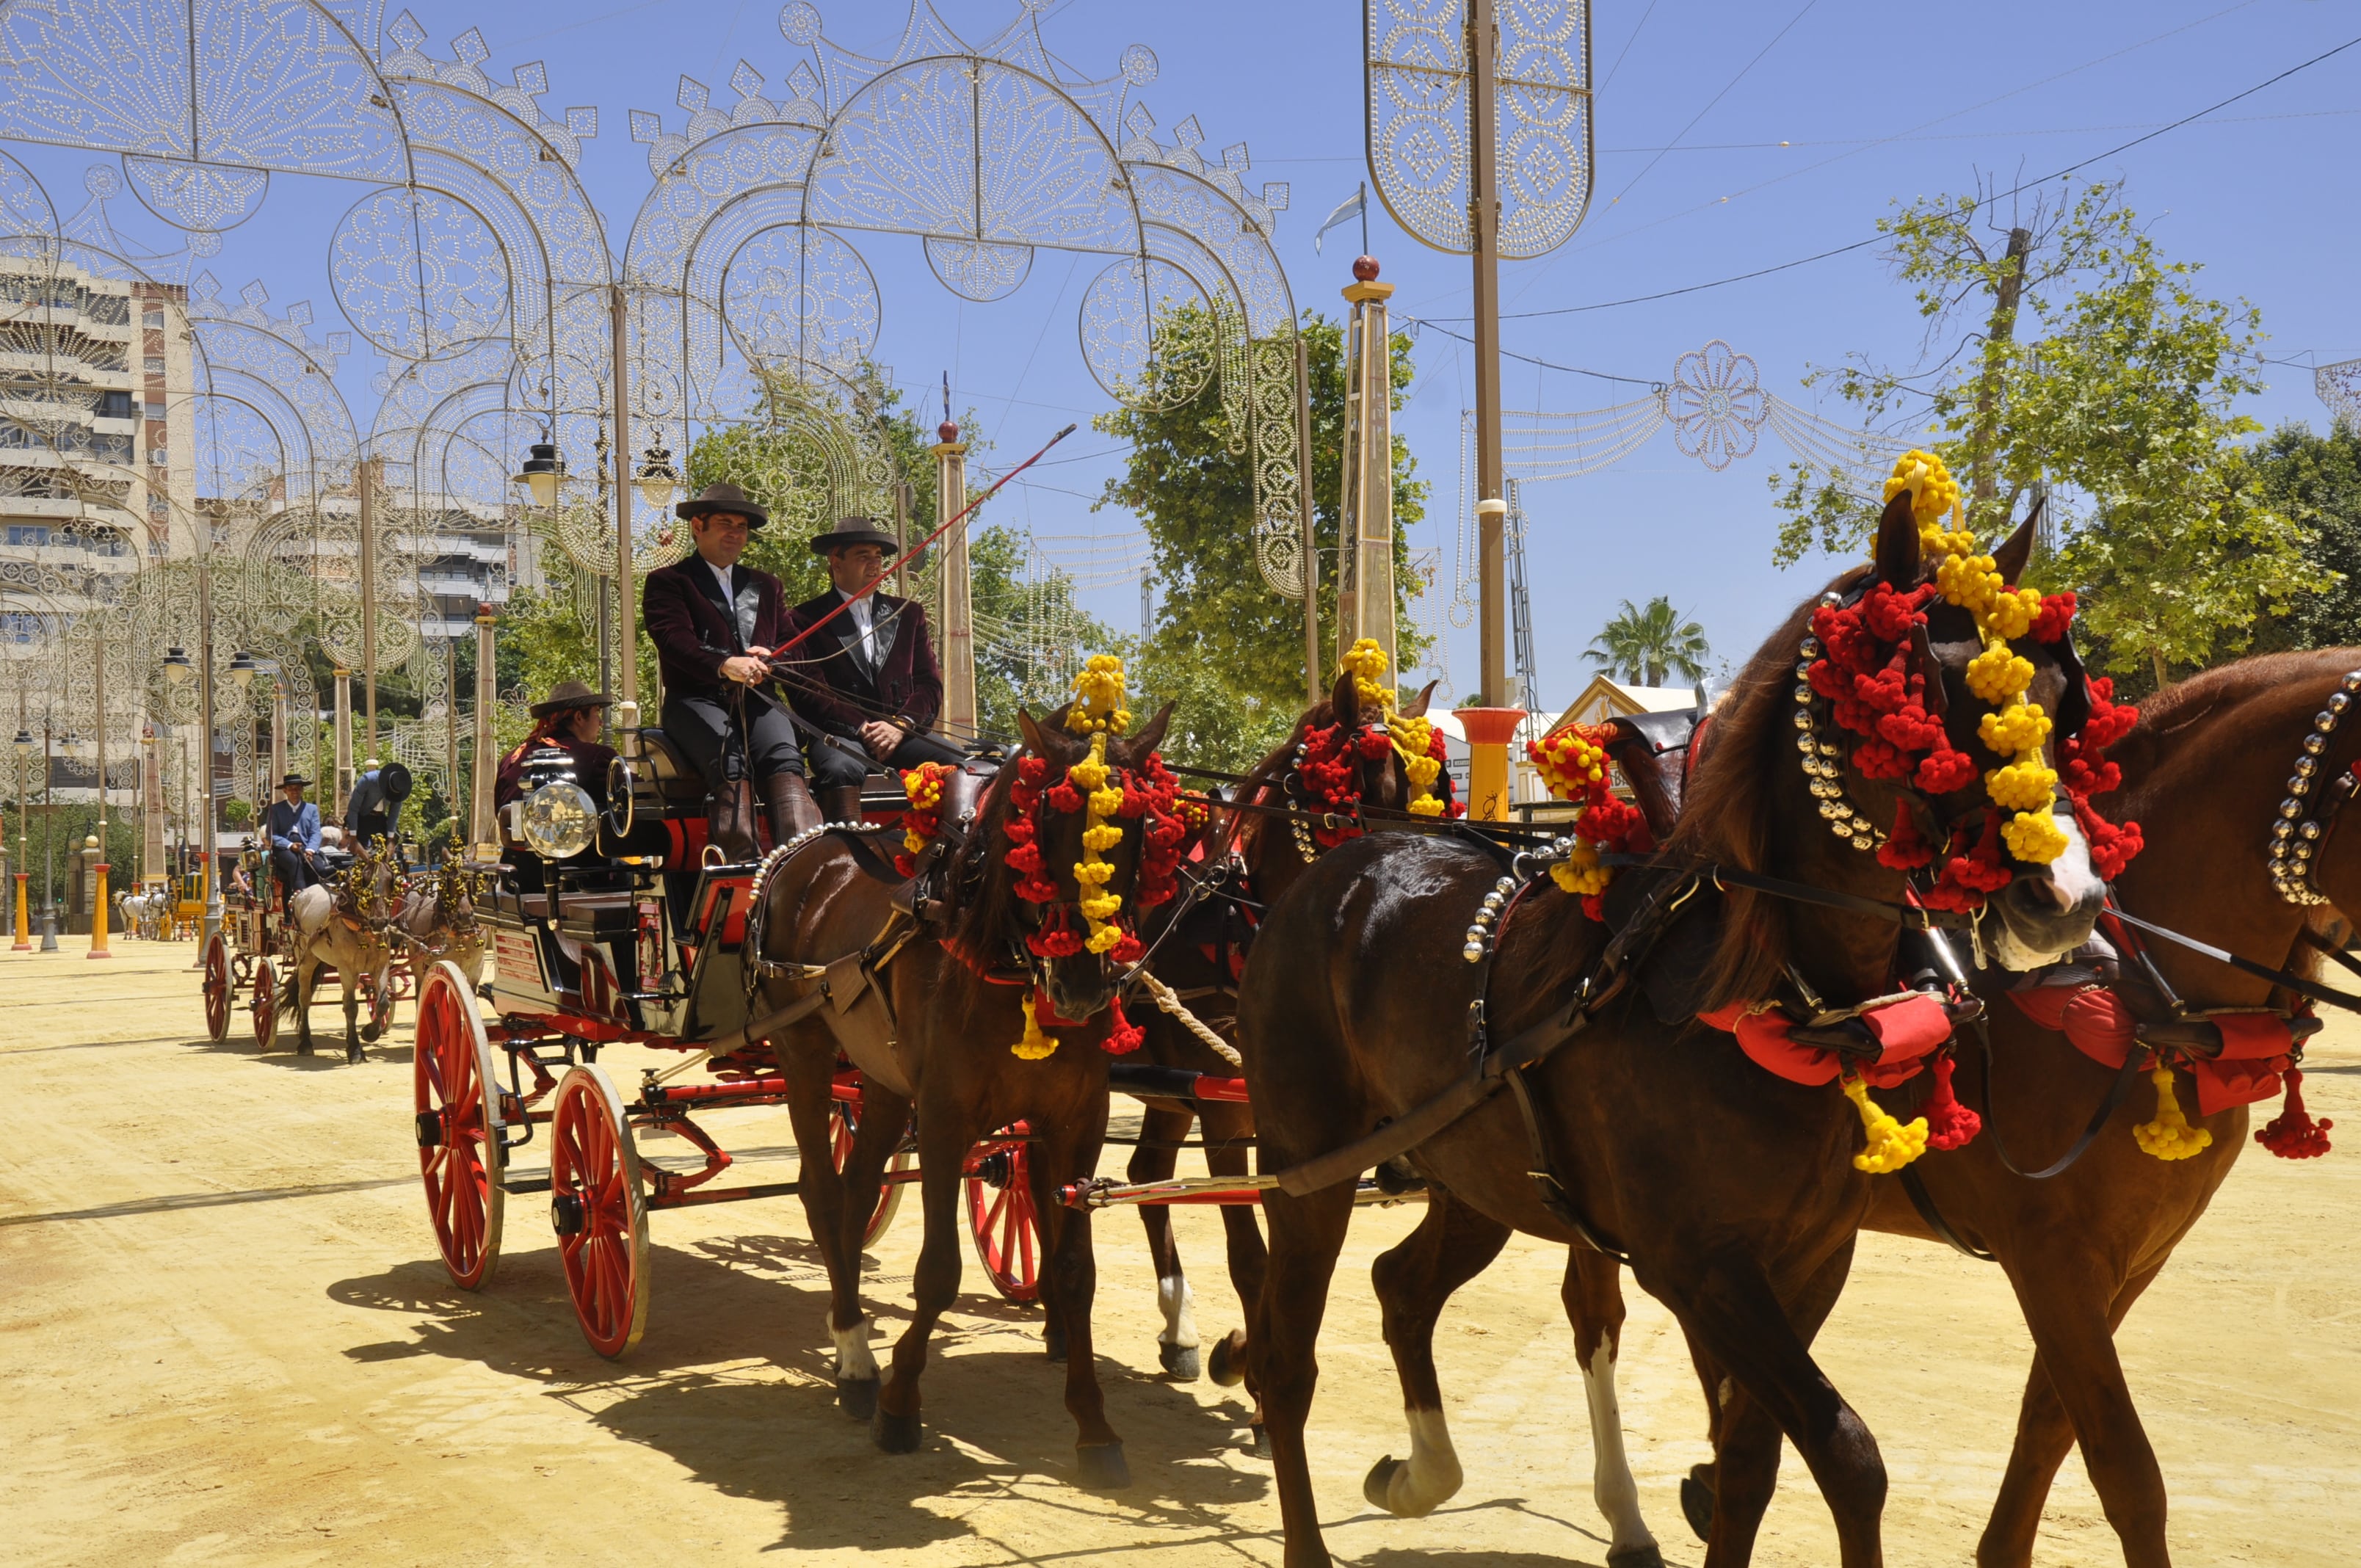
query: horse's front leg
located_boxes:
[1033,1091,1127,1489]
[293,955,316,1056]
[1128,1099,1200,1379]
[873,1086,975,1457]
[1564,1249,1664,1568]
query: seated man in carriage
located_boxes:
[264,772,322,902]
[642,482,822,857]
[773,516,966,824]
[496,681,617,810]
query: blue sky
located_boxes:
[11,0,2355,703]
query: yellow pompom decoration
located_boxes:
[1066,725,1129,953]
[1067,653,1131,735]
[1986,761,2061,813]
[1548,838,1610,897]
[1984,587,2042,642]
[2133,1064,2213,1161]
[1843,1075,1930,1174]
[903,830,926,854]
[2002,809,2070,864]
[1081,823,1123,852]
[1012,997,1059,1060]
[1341,636,1396,714]
[1885,449,1961,531]
[1965,645,2034,704]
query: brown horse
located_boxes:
[1124,672,1437,1408]
[752,698,1174,1489]
[1235,494,2106,1567]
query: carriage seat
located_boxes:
[631,727,710,816]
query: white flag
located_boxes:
[1314,185,1365,255]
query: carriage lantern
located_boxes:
[634,446,678,510]
[162,647,192,684]
[513,441,566,510]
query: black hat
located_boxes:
[378,761,413,802]
[529,680,615,719]
[278,772,311,789]
[675,481,768,529]
[808,516,899,555]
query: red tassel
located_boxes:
[1922,1051,1981,1151]
[1103,995,1146,1055]
[1877,799,1934,870]
[2255,1067,2333,1159]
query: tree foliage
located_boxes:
[2238,422,2361,656]
[1769,179,2318,683]
[1094,310,1429,772]
[1584,596,1709,688]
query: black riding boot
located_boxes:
[817,785,866,824]
[763,773,823,846]
[707,782,759,862]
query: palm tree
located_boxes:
[1585,596,1710,688]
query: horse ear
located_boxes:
[1126,702,1175,758]
[1874,488,1922,588]
[1403,679,1440,719]
[1330,664,1360,727]
[1990,512,2037,587]
[1016,708,1046,755]
[1909,623,1948,718]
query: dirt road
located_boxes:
[4,939,2357,1565]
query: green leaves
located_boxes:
[1584,596,1709,689]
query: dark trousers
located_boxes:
[661,691,807,793]
[808,725,965,790]
[271,847,320,897]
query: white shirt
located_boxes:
[838,588,878,672]
[705,559,752,646]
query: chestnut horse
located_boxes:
[752,700,1174,1489]
[1124,672,1437,1408]
[1235,495,2106,1567]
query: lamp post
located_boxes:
[11,727,29,951]
[37,722,57,951]
[164,631,217,946]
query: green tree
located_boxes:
[1095,309,1430,773]
[1584,596,1709,687]
[2223,421,2361,656]
[1769,180,2318,685]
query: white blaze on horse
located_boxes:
[283,843,399,1063]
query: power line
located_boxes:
[1489,29,2361,322]
[1599,0,1821,215]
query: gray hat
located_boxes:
[808,516,899,555]
[675,481,769,529]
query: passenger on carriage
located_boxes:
[773,516,964,824]
[494,681,617,810]
[641,481,823,857]
[264,771,321,896]
[344,758,407,847]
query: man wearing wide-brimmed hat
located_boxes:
[264,771,322,897]
[641,481,822,856]
[773,516,962,821]
[344,755,412,848]
[496,680,618,810]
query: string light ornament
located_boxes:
[1002,655,1183,1059]
[1285,639,1460,857]
[1526,723,1656,918]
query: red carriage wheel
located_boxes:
[413,961,506,1291]
[963,1127,1042,1305]
[829,1096,911,1246]
[252,959,279,1051]
[550,1063,650,1357]
[201,933,231,1041]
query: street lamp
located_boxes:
[634,444,678,509]
[10,727,29,951]
[513,439,565,510]
[228,650,255,688]
[163,645,192,683]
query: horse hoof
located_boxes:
[360,1023,383,1044]
[872,1407,922,1455]
[1681,1464,1716,1542]
[346,1043,364,1065]
[1363,1455,1408,1514]
[1608,1547,1667,1568]
[1249,1423,1270,1461]
[836,1376,879,1421]
[297,1039,313,1057]
[1158,1341,1201,1381]
[1043,1323,1067,1362]
[1075,1442,1131,1491]
[1206,1332,1246,1387]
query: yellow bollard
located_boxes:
[1453,707,1528,824]
[12,870,26,951]
[87,834,111,959]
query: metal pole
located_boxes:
[269,681,286,796]
[444,633,458,833]
[197,563,220,946]
[1343,263,1399,678]
[611,286,640,747]
[1296,331,1321,704]
[13,748,29,951]
[88,632,109,959]
[358,456,377,758]
[933,425,976,737]
[890,479,911,598]
[1468,0,1506,708]
[333,668,352,818]
[471,604,497,854]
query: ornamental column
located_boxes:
[142,728,164,894]
[1338,256,1397,678]
[932,422,976,739]
[471,605,498,857]
[333,668,353,820]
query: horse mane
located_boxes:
[2121,647,2361,812]
[1663,565,1872,1012]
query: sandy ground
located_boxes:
[4,937,2359,1567]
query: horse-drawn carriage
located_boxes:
[201,835,397,1053]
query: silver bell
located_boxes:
[2291,776,2312,797]
[1852,832,1874,852]
[2344,669,2361,692]
[2282,798,2305,820]
[2302,819,2325,840]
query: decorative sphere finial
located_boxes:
[1352,255,1380,283]
[938,420,960,443]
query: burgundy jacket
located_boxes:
[642,555,792,705]
[775,588,944,739]
[494,733,617,809]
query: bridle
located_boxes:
[2268,667,2361,904]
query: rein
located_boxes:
[2106,906,2361,1015]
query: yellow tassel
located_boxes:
[1842,1076,1929,1174]
[2133,1064,2213,1161]
[1011,995,1059,1060]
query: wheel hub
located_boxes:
[551,1193,587,1235]
[414,1109,445,1148]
